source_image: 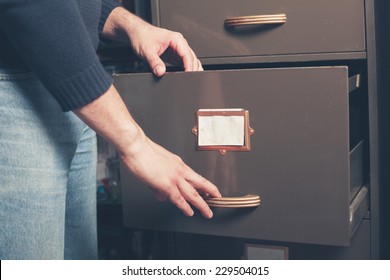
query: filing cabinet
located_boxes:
[117,0,381,259]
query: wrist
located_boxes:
[107,7,148,39]
[73,85,147,161]
[117,123,147,161]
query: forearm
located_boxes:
[73,84,144,159]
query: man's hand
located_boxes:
[74,86,221,218]
[120,131,221,218]
[101,7,203,76]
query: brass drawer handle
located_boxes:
[225,13,287,28]
[204,194,261,208]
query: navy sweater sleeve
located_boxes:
[99,0,120,34]
[0,0,119,111]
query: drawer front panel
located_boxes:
[115,67,355,246]
[154,0,365,59]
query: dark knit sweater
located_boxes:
[0,0,120,111]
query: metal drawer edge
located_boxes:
[349,186,369,238]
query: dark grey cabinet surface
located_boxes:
[115,66,367,246]
[152,0,365,59]
[116,0,382,259]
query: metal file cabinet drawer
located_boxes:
[151,0,365,59]
[114,67,368,246]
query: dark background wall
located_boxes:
[376,0,390,259]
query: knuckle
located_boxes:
[173,31,184,39]
[172,32,186,44]
[189,187,201,198]
[173,156,186,173]
[173,154,184,163]
[199,175,208,184]
[169,191,183,203]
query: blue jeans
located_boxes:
[0,70,98,259]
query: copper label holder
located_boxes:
[192,108,255,155]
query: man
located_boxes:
[0,0,221,259]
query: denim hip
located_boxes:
[0,70,98,259]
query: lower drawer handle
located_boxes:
[204,194,261,208]
[225,14,287,28]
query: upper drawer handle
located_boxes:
[225,13,287,28]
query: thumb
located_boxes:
[146,54,166,77]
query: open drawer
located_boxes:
[114,66,368,246]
